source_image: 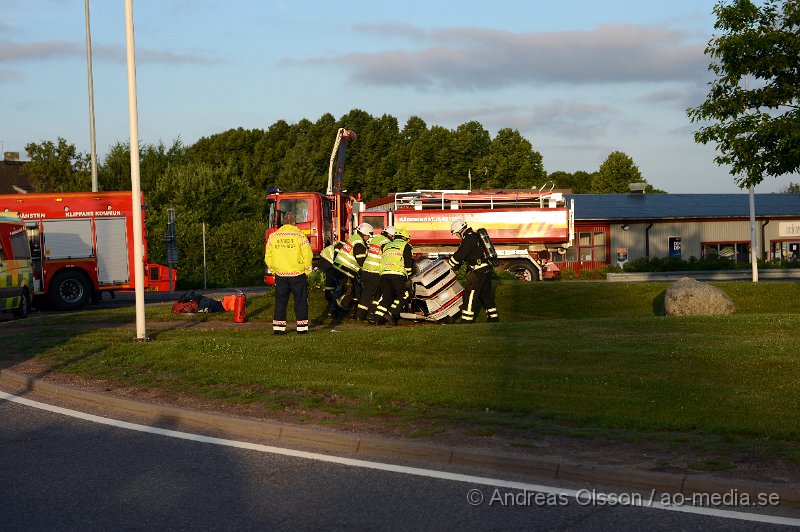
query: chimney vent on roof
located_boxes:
[628,182,647,194]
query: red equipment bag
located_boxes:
[172,300,199,313]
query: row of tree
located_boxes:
[22,112,658,202]
[21,111,659,286]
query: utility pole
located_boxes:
[744,76,758,282]
[85,0,98,192]
[125,0,147,340]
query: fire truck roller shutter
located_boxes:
[49,268,92,310]
[504,260,539,282]
[95,217,130,285]
[42,219,93,259]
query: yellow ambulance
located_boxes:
[0,212,34,318]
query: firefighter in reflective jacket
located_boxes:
[448,219,499,323]
[355,225,395,321]
[331,223,373,316]
[265,213,313,334]
[374,228,413,326]
[319,240,345,311]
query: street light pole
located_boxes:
[84,0,98,192]
[749,186,759,282]
[125,0,147,340]
[744,75,758,282]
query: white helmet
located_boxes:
[450,219,468,235]
[356,222,374,237]
[383,226,396,238]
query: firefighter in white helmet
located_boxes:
[448,219,499,323]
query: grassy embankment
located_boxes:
[6,280,800,467]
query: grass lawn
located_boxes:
[5,280,800,463]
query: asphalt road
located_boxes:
[1,394,795,531]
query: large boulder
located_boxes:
[664,277,735,316]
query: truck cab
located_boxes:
[265,190,353,255]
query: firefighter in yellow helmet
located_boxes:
[448,219,499,323]
[355,225,395,321]
[265,212,313,334]
[374,228,413,326]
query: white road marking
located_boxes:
[2,391,798,526]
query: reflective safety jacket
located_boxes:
[334,233,367,277]
[264,224,312,277]
[380,239,413,277]
[362,233,391,274]
[320,242,341,266]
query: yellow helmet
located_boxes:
[395,228,411,241]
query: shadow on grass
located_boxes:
[652,290,666,316]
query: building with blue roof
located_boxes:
[555,193,800,270]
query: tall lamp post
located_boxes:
[125,0,147,340]
[745,76,758,283]
[749,187,758,282]
[84,0,98,192]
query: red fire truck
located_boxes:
[265,128,574,281]
[361,188,574,281]
[0,191,176,310]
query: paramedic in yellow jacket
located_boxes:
[265,212,313,335]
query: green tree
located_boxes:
[480,128,545,189]
[779,181,800,193]
[99,139,187,195]
[152,161,256,227]
[22,137,90,192]
[253,120,293,190]
[406,123,446,192]
[591,151,645,193]
[549,170,595,193]
[392,116,429,193]
[449,121,491,189]
[273,118,330,192]
[349,113,400,200]
[687,0,800,188]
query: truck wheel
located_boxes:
[11,288,31,319]
[49,270,91,310]
[504,260,538,282]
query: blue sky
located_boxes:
[1,0,795,193]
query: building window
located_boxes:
[702,242,750,263]
[771,240,800,261]
[576,230,607,263]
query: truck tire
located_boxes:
[49,270,91,310]
[504,260,539,282]
[11,288,31,319]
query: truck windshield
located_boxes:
[10,231,31,260]
[277,199,309,225]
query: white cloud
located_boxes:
[291,23,707,90]
[0,38,217,66]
